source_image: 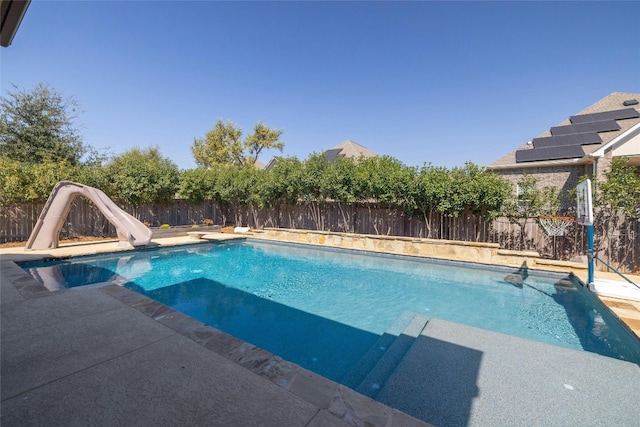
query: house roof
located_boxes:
[263,140,377,171]
[1,0,31,47]
[488,92,640,169]
[324,140,377,162]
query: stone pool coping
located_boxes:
[1,238,429,426]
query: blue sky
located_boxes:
[2,1,639,170]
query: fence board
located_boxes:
[2,199,638,273]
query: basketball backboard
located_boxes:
[576,179,593,226]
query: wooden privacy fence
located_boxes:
[0,199,224,243]
[2,199,638,273]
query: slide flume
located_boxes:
[25,181,152,250]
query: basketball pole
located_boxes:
[576,179,594,286]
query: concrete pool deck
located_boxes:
[1,235,639,426]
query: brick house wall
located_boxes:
[594,151,614,184]
[494,163,592,211]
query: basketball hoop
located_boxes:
[539,216,575,236]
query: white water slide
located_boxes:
[25,181,152,250]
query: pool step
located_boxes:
[341,311,418,390]
[354,314,430,399]
[341,333,397,390]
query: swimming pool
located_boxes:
[20,239,640,382]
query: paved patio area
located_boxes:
[1,236,639,426]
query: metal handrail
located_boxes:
[595,256,640,289]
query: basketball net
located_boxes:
[538,216,575,237]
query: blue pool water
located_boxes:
[20,240,640,381]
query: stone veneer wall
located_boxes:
[253,228,588,276]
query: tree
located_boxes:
[0,83,86,164]
[354,156,413,208]
[594,157,640,269]
[260,157,303,207]
[200,164,264,226]
[0,157,35,204]
[299,153,332,230]
[29,159,82,200]
[0,157,84,205]
[352,156,415,235]
[433,162,509,241]
[105,146,179,209]
[324,156,358,232]
[408,164,453,238]
[179,168,213,205]
[596,158,640,218]
[180,165,227,224]
[244,121,285,165]
[454,162,511,240]
[191,119,283,168]
[231,166,266,227]
[502,174,561,250]
[75,148,111,192]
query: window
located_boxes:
[517,182,536,208]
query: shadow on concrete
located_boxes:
[1,251,62,264]
[126,277,381,383]
[377,333,482,427]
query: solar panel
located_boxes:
[551,120,620,135]
[515,145,584,163]
[569,108,640,124]
[515,105,640,164]
[532,132,602,148]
